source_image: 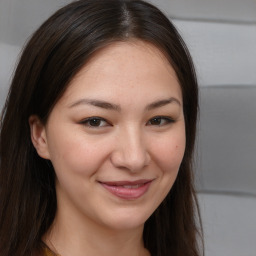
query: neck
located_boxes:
[43,209,150,256]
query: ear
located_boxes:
[29,115,50,159]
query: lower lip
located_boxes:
[100,182,152,200]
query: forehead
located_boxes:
[60,40,182,105]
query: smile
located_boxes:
[99,179,153,200]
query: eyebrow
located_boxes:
[69,99,121,111]
[145,97,181,111]
[69,97,181,111]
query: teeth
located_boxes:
[122,184,141,189]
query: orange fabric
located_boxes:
[42,244,60,256]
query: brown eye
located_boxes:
[147,116,174,126]
[81,117,109,127]
[88,118,102,126]
[150,117,162,125]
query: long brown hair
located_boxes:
[0,1,202,255]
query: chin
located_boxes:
[99,208,153,232]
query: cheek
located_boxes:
[48,130,112,177]
[151,132,186,172]
[146,132,185,207]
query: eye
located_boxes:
[80,117,110,128]
[147,116,174,126]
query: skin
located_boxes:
[30,41,186,256]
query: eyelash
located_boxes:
[147,116,175,126]
[80,116,174,128]
[80,117,110,128]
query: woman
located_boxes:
[0,0,202,255]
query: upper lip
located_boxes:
[98,179,154,186]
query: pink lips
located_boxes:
[99,179,153,200]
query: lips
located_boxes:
[99,179,153,200]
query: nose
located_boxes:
[110,126,151,172]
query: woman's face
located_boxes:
[31,41,185,232]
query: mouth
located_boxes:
[98,179,154,200]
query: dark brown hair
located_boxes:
[0,1,202,255]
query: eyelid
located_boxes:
[146,116,175,126]
[80,116,111,128]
